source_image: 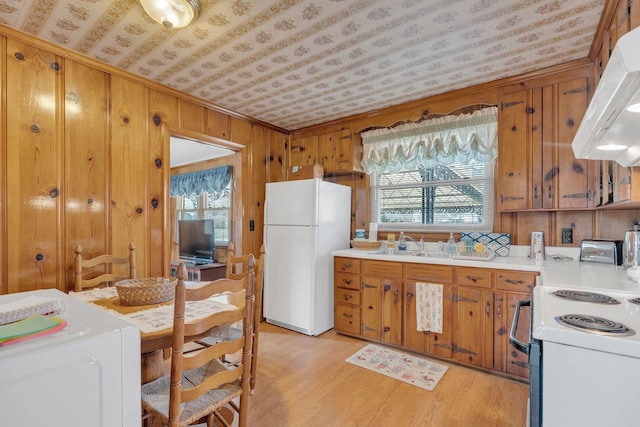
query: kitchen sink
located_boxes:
[412,252,452,258]
[368,250,416,256]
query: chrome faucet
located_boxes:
[403,235,425,251]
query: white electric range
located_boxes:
[506,256,640,427]
[522,271,640,427]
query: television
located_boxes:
[178,219,215,265]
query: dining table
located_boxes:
[69,282,239,384]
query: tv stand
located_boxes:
[170,261,226,282]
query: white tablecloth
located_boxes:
[69,283,236,333]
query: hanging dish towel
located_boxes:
[415,282,443,333]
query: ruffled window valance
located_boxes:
[170,165,232,197]
[361,106,498,174]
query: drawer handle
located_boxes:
[465,275,483,283]
[342,295,353,302]
[505,279,526,285]
[342,278,352,285]
[342,263,352,269]
[342,313,353,319]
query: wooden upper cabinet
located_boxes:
[289,135,318,167]
[318,128,363,174]
[611,164,640,204]
[549,77,591,209]
[498,72,593,211]
[498,88,539,210]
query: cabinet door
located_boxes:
[318,128,362,173]
[612,166,640,204]
[403,281,453,359]
[498,89,540,210]
[382,278,402,346]
[493,292,508,373]
[453,287,493,369]
[549,77,591,209]
[505,292,531,379]
[335,128,363,173]
[335,302,360,336]
[361,276,382,340]
[289,135,318,167]
[404,282,427,353]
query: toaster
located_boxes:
[579,239,623,265]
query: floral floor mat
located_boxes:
[346,344,448,391]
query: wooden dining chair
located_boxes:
[74,243,137,292]
[141,260,255,427]
[201,242,265,394]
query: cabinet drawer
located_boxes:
[335,303,361,335]
[457,267,493,289]
[335,288,360,306]
[496,270,537,293]
[335,257,361,273]
[335,272,360,290]
[362,260,402,278]
[404,263,454,284]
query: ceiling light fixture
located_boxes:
[138,0,201,29]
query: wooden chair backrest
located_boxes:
[74,243,137,292]
[169,259,255,426]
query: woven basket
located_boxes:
[351,240,382,250]
[116,277,177,306]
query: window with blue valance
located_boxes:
[170,165,232,197]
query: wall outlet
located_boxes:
[561,228,573,244]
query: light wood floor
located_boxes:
[241,323,528,427]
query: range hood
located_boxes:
[571,26,640,166]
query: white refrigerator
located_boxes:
[263,179,351,336]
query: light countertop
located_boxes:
[333,245,640,294]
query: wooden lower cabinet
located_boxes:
[403,281,453,359]
[334,256,536,381]
[334,257,361,336]
[453,287,494,369]
[360,260,402,343]
[382,279,403,346]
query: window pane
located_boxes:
[182,194,199,209]
[180,210,198,220]
[205,188,230,209]
[379,183,486,225]
[204,209,229,243]
[372,160,493,230]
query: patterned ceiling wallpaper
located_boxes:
[0,0,605,131]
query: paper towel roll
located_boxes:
[369,223,378,241]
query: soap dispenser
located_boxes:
[447,233,456,254]
[398,232,407,251]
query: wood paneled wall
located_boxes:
[0,26,287,294]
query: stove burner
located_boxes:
[629,298,640,306]
[555,314,635,336]
[551,290,621,304]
